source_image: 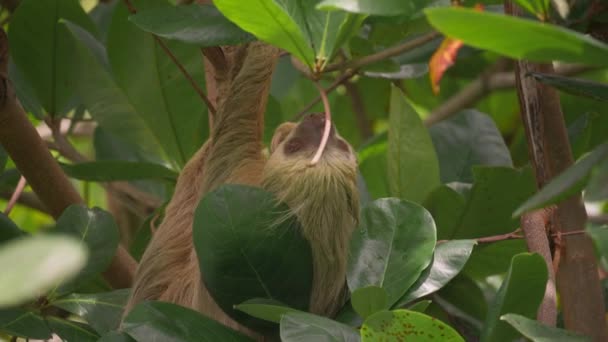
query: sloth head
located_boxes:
[262,113,359,234]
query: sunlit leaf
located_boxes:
[361,310,464,341]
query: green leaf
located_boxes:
[193,185,313,328]
[501,313,591,341]
[64,20,164,159]
[122,301,252,342]
[358,133,389,199]
[530,73,608,102]
[0,212,24,244]
[51,289,130,334]
[407,299,431,313]
[280,312,360,342]
[395,240,476,307]
[0,235,86,307]
[8,61,44,119]
[361,310,464,341]
[52,205,119,293]
[423,185,467,240]
[480,253,548,342]
[588,225,608,270]
[61,161,178,182]
[108,1,209,165]
[430,110,513,183]
[47,317,99,342]
[0,308,52,339]
[351,286,389,319]
[586,159,608,201]
[318,0,427,17]
[214,0,315,68]
[514,142,608,217]
[388,85,440,203]
[513,0,550,19]
[98,331,136,342]
[348,198,437,306]
[235,298,302,324]
[437,274,487,323]
[425,7,608,66]
[129,4,254,46]
[8,0,98,115]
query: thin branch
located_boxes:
[323,32,440,73]
[344,81,373,140]
[424,63,594,127]
[0,191,49,214]
[294,70,355,120]
[122,0,216,115]
[309,81,332,165]
[4,176,26,215]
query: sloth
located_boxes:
[123,42,360,339]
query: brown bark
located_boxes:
[0,30,136,289]
[506,4,607,338]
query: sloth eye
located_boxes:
[284,138,303,155]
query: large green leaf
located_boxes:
[130,4,254,46]
[108,1,208,166]
[122,301,252,342]
[429,110,513,183]
[61,161,178,182]
[0,308,52,339]
[51,289,129,334]
[501,313,591,342]
[437,274,487,324]
[585,159,608,201]
[193,185,313,328]
[318,0,427,17]
[8,0,97,115]
[588,225,608,270]
[358,133,389,199]
[47,317,99,342]
[52,205,119,293]
[480,253,548,342]
[530,73,608,102]
[423,185,467,240]
[0,235,86,307]
[388,85,440,203]
[8,61,44,119]
[351,286,389,319]
[395,240,476,307]
[348,198,436,306]
[361,310,464,341]
[514,142,608,217]
[214,0,315,68]
[425,8,608,66]
[280,312,360,342]
[0,213,23,244]
[64,21,164,158]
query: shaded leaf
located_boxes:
[358,132,389,199]
[8,0,97,115]
[51,289,129,334]
[348,198,436,306]
[280,312,360,342]
[0,212,24,244]
[53,205,119,293]
[586,159,608,201]
[0,308,52,339]
[61,161,177,182]
[514,142,608,216]
[501,313,591,342]
[193,185,312,328]
[407,300,432,313]
[480,253,548,342]
[98,331,136,342]
[395,240,476,307]
[588,225,608,270]
[530,73,608,102]
[425,8,608,66]
[0,235,86,307]
[130,4,254,46]
[361,310,464,341]
[351,286,388,319]
[47,317,99,342]
[388,85,440,203]
[235,298,301,324]
[122,301,252,342]
[429,110,513,183]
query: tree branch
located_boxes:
[0,29,136,289]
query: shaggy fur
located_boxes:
[123,41,359,340]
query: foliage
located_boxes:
[0,0,607,341]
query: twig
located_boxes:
[122,0,216,115]
[4,176,26,215]
[294,71,355,120]
[309,81,332,165]
[322,32,440,73]
[424,63,594,127]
